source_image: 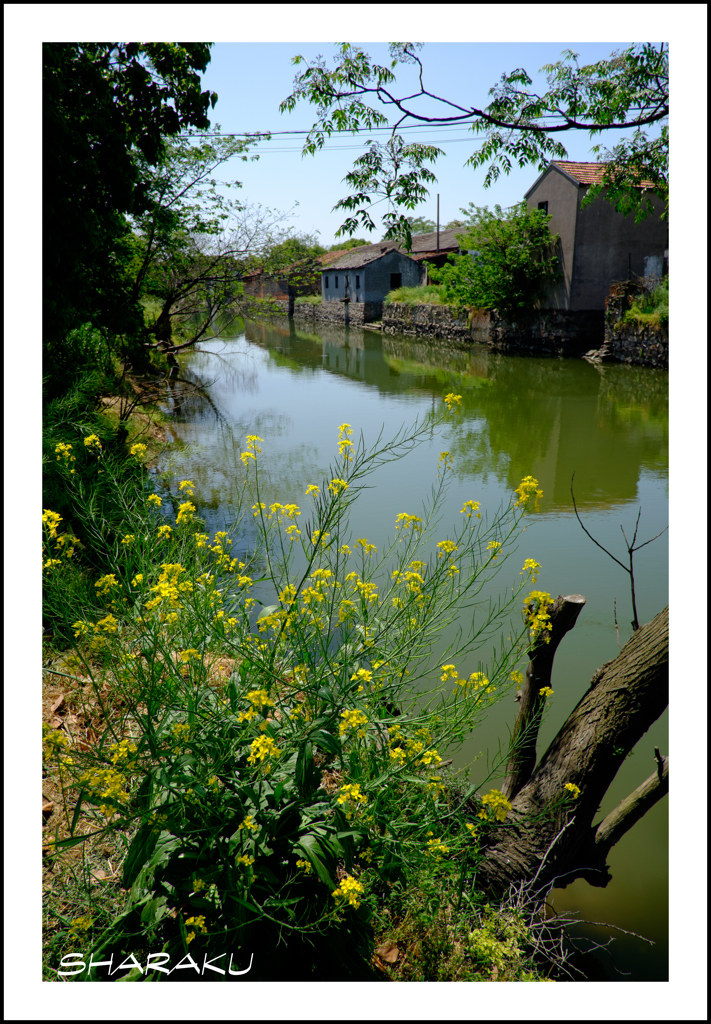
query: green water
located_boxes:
[160,316,669,981]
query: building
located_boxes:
[241,250,349,301]
[320,229,462,322]
[524,161,668,310]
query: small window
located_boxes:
[390,273,402,289]
[325,276,329,289]
[356,275,360,288]
[538,201,549,215]
[335,276,338,288]
[345,276,349,288]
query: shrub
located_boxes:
[384,285,444,306]
[43,406,550,981]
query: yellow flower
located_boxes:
[524,591,553,643]
[339,708,368,738]
[437,540,458,558]
[296,858,312,874]
[147,494,162,507]
[440,664,458,682]
[486,540,502,559]
[247,734,281,767]
[394,512,423,532]
[460,500,481,520]
[337,782,367,804]
[328,478,349,495]
[305,484,320,496]
[157,524,172,539]
[332,875,365,909]
[83,433,102,454]
[443,392,462,410]
[520,558,542,583]
[68,915,94,938]
[42,509,63,539]
[539,686,554,697]
[564,782,581,799]
[239,815,259,832]
[514,476,543,510]
[178,480,195,495]
[130,443,147,459]
[95,573,119,596]
[120,534,135,545]
[176,501,196,526]
[355,538,377,555]
[477,789,512,823]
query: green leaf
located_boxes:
[122,821,160,888]
[295,834,336,890]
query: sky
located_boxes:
[4,5,708,1022]
[198,40,663,246]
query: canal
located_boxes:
[158,315,669,981]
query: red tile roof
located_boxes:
[552,161,656,189]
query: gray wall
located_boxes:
[322,250,420,303]
[569,190,667,309]
[527,166,668,310]
[526,167,578,309]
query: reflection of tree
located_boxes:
[194,321,667,515]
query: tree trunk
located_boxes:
[476,605,669,899]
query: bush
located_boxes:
[384,285,445,306]
[43,405,552,981]
[621,276,668,328]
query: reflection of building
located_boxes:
[524,162,668,311]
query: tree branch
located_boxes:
[594,752,669,857]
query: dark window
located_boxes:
[538,201,549,215]
[335,276,338,288]
[356,275,360,288]
[390,273,402,289]
[325,276,329,288]
[345,276,349,288]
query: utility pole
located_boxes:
[436,194,440,253]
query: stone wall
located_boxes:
[488,309,604,356]
[291,300,383,326]
[382,302,490,341]
[601,281,668,369]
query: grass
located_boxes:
[384,285,445,306]
[295,295,322,305]
[620,276,668,329]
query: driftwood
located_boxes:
[477,605,669,899]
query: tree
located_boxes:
[327,238,368,252]
[401,215,437,236]
[281,42,669,234]
[44,43,220,350]
[427,202,560,314]
[476,602,669,900]
[132,132,291,356]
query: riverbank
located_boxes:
[238,292,667,367]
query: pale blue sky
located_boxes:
[199,40,660,245]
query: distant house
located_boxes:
[524,161,668,310]
[242,250,349,301]
[321,229,461,314]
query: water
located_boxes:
[160,316,669,981]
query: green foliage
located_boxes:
[42,407,549,981]
[327,238,369,252]
[427,203,560,314]
[282,42,668,230]
[384,285,444,306]
[44,43,218,349]
[620,276,669,328]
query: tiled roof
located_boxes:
[325,229,460,270]
[551,161,657,189]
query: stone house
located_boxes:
[320,229,461,323]
[524,161,668,310]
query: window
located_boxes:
[390,273,402,289]
[325,276,329,289]
[356,275,360,288]
[538,201,549,215]
[345,276,349,288]
[335,276,338,288]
